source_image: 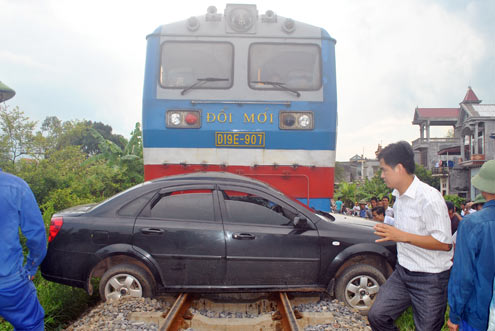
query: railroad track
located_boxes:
[65,292,370,330]
[159,292,299,331]
[123,292,367,331]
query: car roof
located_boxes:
[151,171,273,190]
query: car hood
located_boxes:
[314,213,385,246]
[331,214,379,228]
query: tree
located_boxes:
[414,163,439,190]
[357,172,391,201]
[56,120,126,156]
[335,181,357,209]
[0,104,37,168]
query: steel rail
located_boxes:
[159,293,192,331]
[275,292,300,331]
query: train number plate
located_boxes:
[215,132,265,147]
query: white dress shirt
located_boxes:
[385,206,394,218]
[384,215,395,226]
[392,176,453,273]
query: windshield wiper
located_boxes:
[250,80,301,97]
[181,77,229,95]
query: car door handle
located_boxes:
[232,233,256,240]
[140,228,165,235]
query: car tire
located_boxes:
[335,263,386,315]
[99,264,154,301]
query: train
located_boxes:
[142,4,337,211]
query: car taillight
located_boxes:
[48,217,63,242]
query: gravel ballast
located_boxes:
[64,296,371,330]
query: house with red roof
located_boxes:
[412,87,495,200]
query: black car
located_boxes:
[41,172,396,313]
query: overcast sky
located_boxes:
[1,0,494,161]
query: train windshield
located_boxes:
[248,43,322,91]
[160,41,233,89]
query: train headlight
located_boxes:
[170,113,181,126]
[166,110,201,128]
[298,115,311,128]
[225,4,257,34]
[279,111,314,130]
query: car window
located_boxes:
[119,191,157,217]
[150,189,214,221]
[222,190,295,226]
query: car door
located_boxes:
[218,185,320,287]
[133,185,226,287]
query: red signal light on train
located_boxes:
[185,113,198,125]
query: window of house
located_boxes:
[478,123,484,154]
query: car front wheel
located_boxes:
[335,263,386,315]
[99,264,154,301]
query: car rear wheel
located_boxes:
[99,264,154,301]
[335,263,386,315]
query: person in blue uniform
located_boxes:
[0,170,47,330]
[448,160,495,331]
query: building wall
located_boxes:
[448,167,470,198]
[338,159,380,183]
[485,121,495,158]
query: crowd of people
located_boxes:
[331,196,395,225]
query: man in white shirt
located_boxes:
[382,196,394,218]
[368,141,453,331]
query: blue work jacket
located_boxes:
[0,171,47,289]
[448,199,495,330]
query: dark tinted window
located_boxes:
[150,190,214,221]
[119,191,157,217]
[223,190,294,226]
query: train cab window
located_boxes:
[248,43,322,91]
[222,190,296,226]
[160,42,233,89]
[149,189,214,221]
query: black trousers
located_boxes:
[368,264,450,331]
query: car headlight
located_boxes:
[279,111,314,130]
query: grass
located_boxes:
[395,306,451,331]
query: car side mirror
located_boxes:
[294,216,308,229]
